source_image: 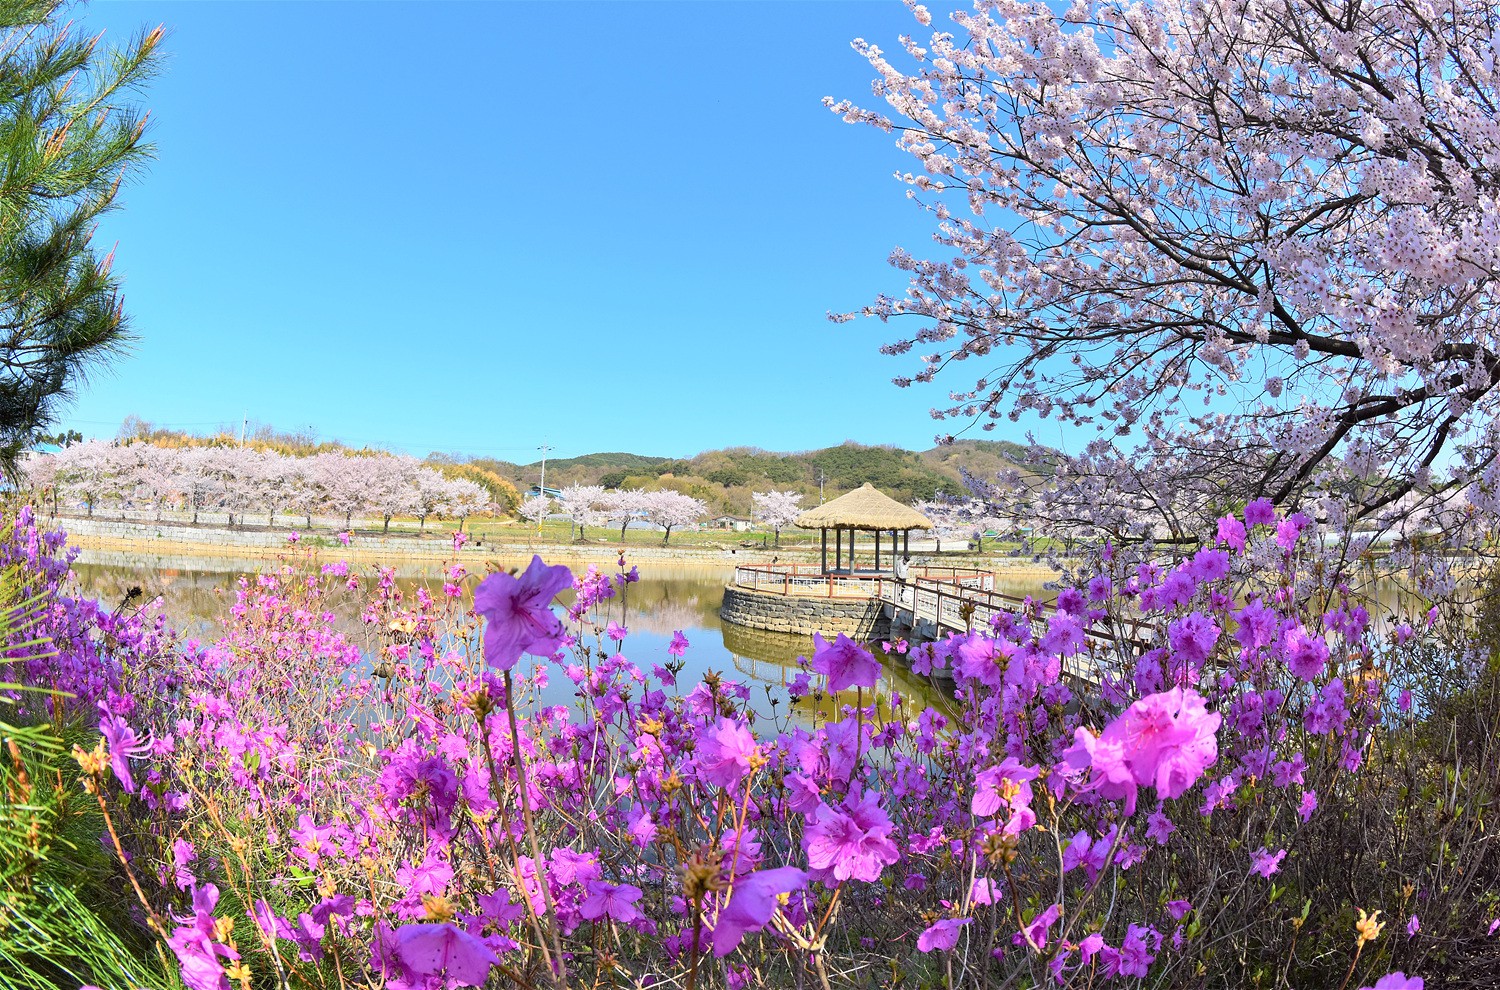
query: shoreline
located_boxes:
[57,515,1067,581]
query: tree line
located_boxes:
[22,441,494,532]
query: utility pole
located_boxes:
[537,442,554,533]
[818,469,826,504]
[239,413,247,448]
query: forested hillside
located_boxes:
[470,440,1048,515]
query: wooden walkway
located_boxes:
[877,576,1158,685]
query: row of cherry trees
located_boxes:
[520,485,712,544]
[519,487,808,545]
[21,441,492,532]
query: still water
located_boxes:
[68,553,1056,720]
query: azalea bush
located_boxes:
[5,503,1498,989]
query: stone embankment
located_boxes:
[719,585,891,639]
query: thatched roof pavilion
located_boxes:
[795,483,934,575]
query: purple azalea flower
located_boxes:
[668,630,690,656]
[1216,514,1246,551]
[1018,903,1062,949]
[1250,847,1286,878]
[917,918,971,953]
[695,717,759,790]
[1244,498,1276,527]
[1117,924,1156,977]
[711,867,808,956]
[391,922,499,986]
[171,838,197,890]
[99,714,150,793]
[803,787,900,883]
[580,881,645,924]
[1146,808,1176,845]
[166,884,239,990]
[1361,975,1424,990]
[1281,624,1330,681]
[971,758,1040,834]
[809,632,880,693]
[1167,611,1220,667]
[605,621,628,641]
[472,555,573,671]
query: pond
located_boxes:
[68,551,1057,723]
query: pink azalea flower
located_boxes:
[1407,914,1420,937]
[668,630,689,656]
[287,531,300,544]
[1360,975,1423,990]
[605,621,628,641]
[803,786,901,883]
[696,717,759,790]
[1281,624,1330,680]
[1216,514,1246,551]
[1244,498,1275,527]
[971,758,1040,834]
[810,632,881,693]
[917,918,971,952]
[1250,847,1286,878]
[1018,903,1062,949]
[472,555,573,671]
[1167,611,1220,668]
[579,881,644,924]
[1110,687,1221,801]
[391,922,499,986]
[711,867,808,956]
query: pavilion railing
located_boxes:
[730,563,995,600]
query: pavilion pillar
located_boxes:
[875,529,881,571]
[835,528,842,571]
[848,528,855,571]
[821,528,828,574]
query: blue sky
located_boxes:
[54,0,1058,462]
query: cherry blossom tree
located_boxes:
[444,478,489,533]
[410,468,452,532]
[603,489,647,541]
[557,484,608,541]
[126,443,180,521]
[752,490,803,547]
[915,498,964,553]
[369,456,420,533]
[311,453,375,531]
[833,0,1500,543]
[517,494,551,528]
[53,440,119,517]
[173,447,222,525]
[641,490,707,544]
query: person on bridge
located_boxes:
[894,554,911,582]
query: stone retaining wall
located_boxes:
[719,585,890,638]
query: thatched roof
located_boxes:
[795,484,934,532]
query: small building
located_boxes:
[710,515,754,532]
[526,485,563,499]
[794,483,934,575]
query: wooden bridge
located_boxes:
[730,563,1156,657]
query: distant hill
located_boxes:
[468,440,1051,516]
[101,417,1051,518]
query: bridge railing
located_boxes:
[879,576,1161,653]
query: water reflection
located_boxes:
[68,553,978,724]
